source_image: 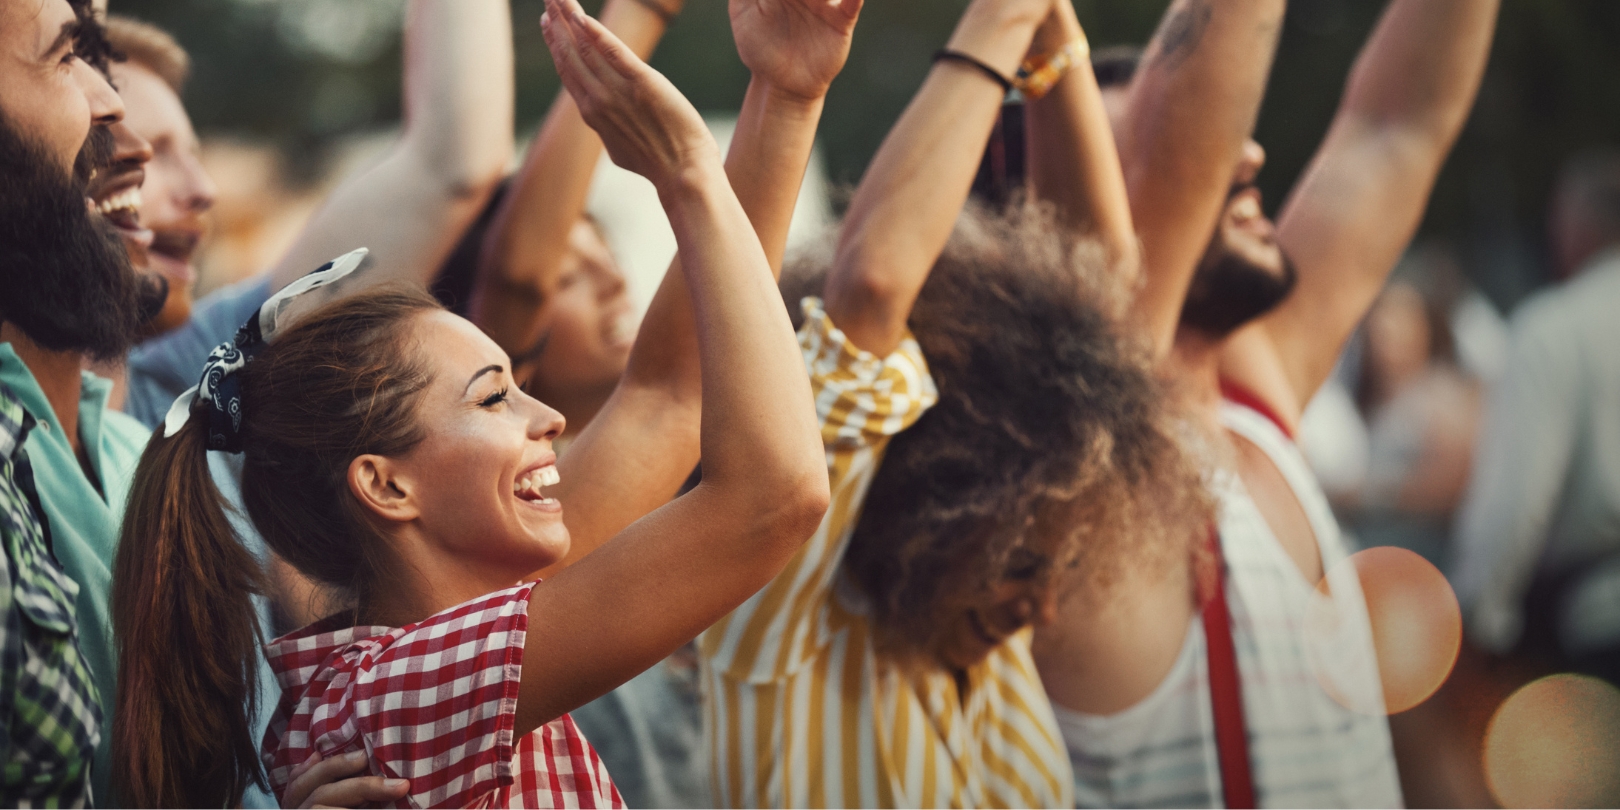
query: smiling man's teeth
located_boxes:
[536,466,560,487]
[1232,195,1261,220]
[96,187,143,216]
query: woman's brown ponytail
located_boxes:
[112,408,267,807]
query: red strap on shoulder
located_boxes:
[1201,527,1256,809]
[1218,379,1295,442]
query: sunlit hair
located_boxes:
[112,286,443,807]
[106,15,191,92]
[784,202,1212,667]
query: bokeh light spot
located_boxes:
[1484,674,1620,808]
[1305,546,1462,715]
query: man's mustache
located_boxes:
[75,125,117,190]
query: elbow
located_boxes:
[783,466,832,541]
[824,244,907,322]
[409,137,512,203]
[439,157,508,202]
[753,464,831,555]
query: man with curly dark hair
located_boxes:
[699,0,1208,805]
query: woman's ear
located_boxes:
[348,455,419,524]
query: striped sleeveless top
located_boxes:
[1055,400,1403,808]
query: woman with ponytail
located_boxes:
[109,0,829,804]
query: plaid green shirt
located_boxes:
[0,384,101,808]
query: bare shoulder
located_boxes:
[1033,564,1196,716]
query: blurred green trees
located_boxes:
[114,0,1620,308]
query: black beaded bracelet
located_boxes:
[932,49,1013,94]
[623,0,676,25]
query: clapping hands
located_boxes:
[541,0,719,190]
[731,0,864,102]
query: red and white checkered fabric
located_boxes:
[262,581,623,808]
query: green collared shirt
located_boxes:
[0,345,151,807]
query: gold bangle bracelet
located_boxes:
[1016,38,1091,101]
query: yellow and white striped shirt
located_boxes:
[699,299,1074,808]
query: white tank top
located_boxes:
[1056,400,1404,808]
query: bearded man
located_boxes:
[1033,0,1499,806]
[0,1,163,802]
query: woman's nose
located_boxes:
[531,399,567,441]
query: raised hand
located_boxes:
[730,0,864,102]
[1028,0,1081,61]
[540,0,719,189]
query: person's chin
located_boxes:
[938,612,1003,669]
[519,523,571,571]
[142,282,194,336]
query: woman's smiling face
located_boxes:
[393,309,570,578]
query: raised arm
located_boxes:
[1023,0,1135,272]
[1121,0,1286,358]
[1233,0,1499,418]
[538,0,861,566]
[822,0,1049,356]
[517,0,827,731]
[266,0,513,294]
[469,0,677,357]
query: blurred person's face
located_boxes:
[1179,140,1296,336]
[111,60,214,333]
[525,219,637,417]
[0,0,157,360]
[374,310,571,584]
[1363,282,1431,390]
[931,512,1070,670]
[1103,86,1295,338]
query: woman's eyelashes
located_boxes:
[478,387,510,409]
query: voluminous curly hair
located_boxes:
[784,202,1211,667]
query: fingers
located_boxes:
[540,1,592,92]
[306,776,411,810]
[558,0,644,84]
[286,751,322,785]
[283,750,368,809]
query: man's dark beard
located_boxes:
[0,122,160,361]
[1178,241,1299,338]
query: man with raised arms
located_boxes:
[1034,0,1499,805]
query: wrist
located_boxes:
[652,151,728,202]
[947,2,1044,76]
[1029,7,1083,56]
[749,76,829,117]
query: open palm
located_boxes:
[730,0,864,101]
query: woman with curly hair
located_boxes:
[698,0,1208,805]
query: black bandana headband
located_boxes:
[162,248,369,452]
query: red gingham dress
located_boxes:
[262,582,623,808]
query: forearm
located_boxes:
[660,163,822,491]
[825,1,1042,355]
[552,71,833,566]
[399,0,513,195]
[1023,5,1135,270]
[1123,0,1284,357]
[267,0,512,292]
[622,79,824,397]
[473,0,673,354]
